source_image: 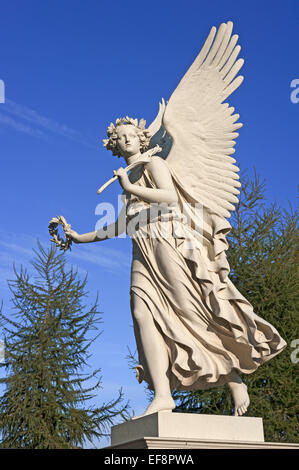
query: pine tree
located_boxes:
[172,169,299,442]
[0,243,130,449]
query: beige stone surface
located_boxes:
[111,411,264,447]
[106,437,299,450]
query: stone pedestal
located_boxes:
[105,411,299,449]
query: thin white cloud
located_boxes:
[0,239,35,258]
[0,231,130,287]
[1,99,96,149]
[0,266,15,288]
[0,237,37,290]
[69,243,130,272]
[0,112,46,139]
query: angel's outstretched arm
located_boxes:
[65,203,127,243]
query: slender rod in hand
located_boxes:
[96,145,161,195]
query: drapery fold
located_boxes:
[125,162,286,391]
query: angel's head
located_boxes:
[103,117,151,158]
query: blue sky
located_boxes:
[0,0,298,448]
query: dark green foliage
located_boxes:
[0,243,129,449]
[173,169,299,442]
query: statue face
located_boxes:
[116,125,141,157]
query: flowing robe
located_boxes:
[124,160,287,391]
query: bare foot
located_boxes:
[133,395,175,420]
[228,379,250,416]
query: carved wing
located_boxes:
[162,21,244,219]
[147,98,172,159]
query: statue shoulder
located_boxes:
[144,155,169,173]
[144,155,174,188]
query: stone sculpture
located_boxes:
[61,21,287,418]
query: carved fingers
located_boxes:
[113,167,131,191]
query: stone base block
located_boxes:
[106,411,299,449]
[107,436,299,449]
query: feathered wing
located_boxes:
[147,98,173,159]
[160,21,244,219]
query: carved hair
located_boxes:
[103,116,151,157]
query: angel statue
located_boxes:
[64,21,286,418]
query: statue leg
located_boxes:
[153,242,250,416]
[130,292,175,417]
[227,370,250,416]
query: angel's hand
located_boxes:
[113,167,132,191]
[64,228,82,244]
[140,150,154,162]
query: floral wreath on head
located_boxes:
[103,116,152,157]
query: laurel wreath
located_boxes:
[48,215,72,252]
